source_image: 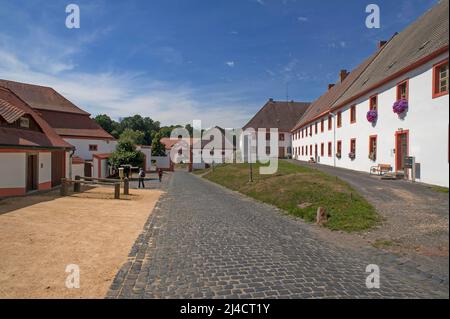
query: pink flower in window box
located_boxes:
[393,99,408,114]
[366,110,378,123]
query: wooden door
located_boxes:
[26,154,38,192]
[84,162,92,177]
[396,131,409,172]
[51,151,65,187]
[278,147,285,158]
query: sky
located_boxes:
[0,0,439,128]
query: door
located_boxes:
[84,162,92,177]
[51,151,65,187]
[396,131,409,173]
[278,147,285,158]
[26,154,38,192]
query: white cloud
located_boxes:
[297,16,309,22]
[226,61,235,68]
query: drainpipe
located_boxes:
[329,112,337,167]
[69,147,76,179]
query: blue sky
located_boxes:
[0,0,438,127]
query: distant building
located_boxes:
[0,86,73,197]
[291,0,449,187]
[243,99,311,158]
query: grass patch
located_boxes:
[429,186,449,193]
[201,161,379,232]
[372,239,396,249]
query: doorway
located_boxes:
[26,154,38,192]
[395,130,409,174]
[51,151,65,187]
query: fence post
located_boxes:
[124,177,129,195]
[74,175,81,192]
[60,178,68,196]
[114,182,120,199]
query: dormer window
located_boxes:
[19,117,30,128]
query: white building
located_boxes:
[0,80,117,179]
[292,0,449,187]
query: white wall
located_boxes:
[152,156,171,169]
[72,163,84,179]
[293,53,449,187]
[136,146,152,171]
[38,152,51,185]
[0,153,26,188]
[63,138,117,160]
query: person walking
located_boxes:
[158,168,163,183]
[138,168,146,188]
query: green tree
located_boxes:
[93,114,120,138]
[119,128,146,145]
[109,137,145,170]
[151,133,166,156]
[118,115,161,144]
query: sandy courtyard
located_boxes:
[0,187,162,299]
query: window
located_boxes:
[306,145,308,156]
[302,146,304,156]
[337,140,342,157]
[266,132,270,141]
[266,146,271,154]
[328,115,332,131]
[310,145,313,156]
[279,133,285,141]
[370,95,378,111]
[19,117,30,128]
[321,143,325,157]
[397,80,409,101]
[328,142,332,157]
[350,138,356,154]
[89,144,98,151]
[309,125,312,136]
[433,60,449,98]
[350,105,356,124]
[369,135,377,161]
[315,122,318,134]
[321,118,324,132]
[337,111,342,128]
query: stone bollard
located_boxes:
[74,175,81,192]
[316,207,328,226]
[114,182,120,199]
[60,178,68,196]
[123,177,129,195]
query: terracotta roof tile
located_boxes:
[0,98,26,123]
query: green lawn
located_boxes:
[199,161,379,232]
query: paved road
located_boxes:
[108,172,448,299]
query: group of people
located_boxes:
[137,168,163,189]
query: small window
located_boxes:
[309,125,313,136]
[321,143,325,157]
[321,118,324,132]
[370,95,378,111]
[89,145,98,151]
[266,132,270,141]
[266,146,271,154]
[337,140,342,157]
[19,117,30,128]
[315,122,318,134]
[310,145,313,156]
[337,111,342,128]
[397,80,408,101]
[328,116,332,131]
[328,142,332,157]
[433,60,449,98]
[369,135,377,161]
[302,146,304,156]
[306,145,308,156]
[350,139,356,154]
[350,105,356,124]
[279,133,285,141]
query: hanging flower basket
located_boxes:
[366,110,378,123]
[393,99,408,114]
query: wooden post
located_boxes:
[60,178,68,196]
[74,175,81,192]
[114,183,120,199]
[124,178,129,195]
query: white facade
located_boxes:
[292,53,449,187]
[38,152,52,186]
[64,138,117,160]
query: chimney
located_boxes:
[328,83,335,90]
[377,40,387,49]
[339,70,349,82]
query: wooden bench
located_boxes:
[370,164,393,176]
[60,178,122,199]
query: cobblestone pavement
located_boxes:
[108,171,449,299]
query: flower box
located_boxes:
[366,110,378,123]
[348,152,356,159]
[393,99,408,114]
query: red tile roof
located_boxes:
[0,98,26,123]
[0,80,89,115]
[0,87,73,149]
[244,100,311,132]
[93,153,112,159]
[72,156,85,164]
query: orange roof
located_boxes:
[93,153,112,159]
[72,156,85,164]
